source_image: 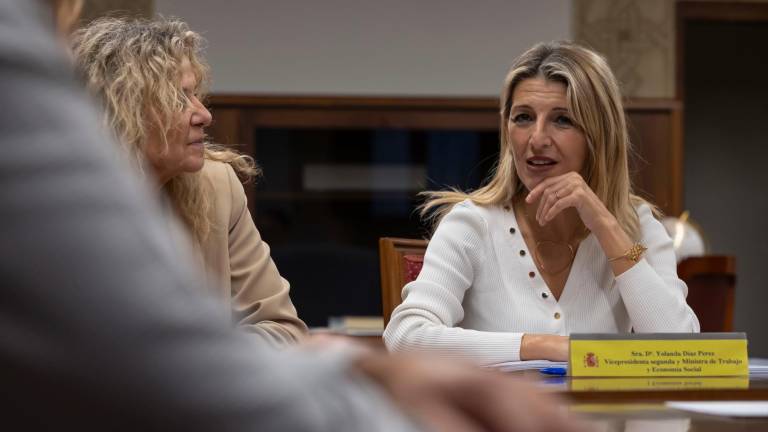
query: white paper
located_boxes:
[666,401,768,418]
[749,358,768,377]
[487,360,567,372]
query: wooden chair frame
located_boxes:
[378,237,428,325]
[678,255,735,332]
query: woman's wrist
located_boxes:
[590,212,621,240]
[520,334,536,360]
[591,214,627,253]
[520,334,568,361]
[592,215,639,276]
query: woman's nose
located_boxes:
[192,104,212,128]
[528,121,552,148]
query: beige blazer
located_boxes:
[196,160,307,345]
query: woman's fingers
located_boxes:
[531,176,567,223]
[536,182,577,225]
[527,172,614,235]
[547,188,585,223]
[526,175,561,204]
[535,186,555,224]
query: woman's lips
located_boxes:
[526,156,557,171]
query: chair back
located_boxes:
[378,237,428,325]
[678,255,736,332]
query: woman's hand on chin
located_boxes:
[520,334,569,361]
[525,171,614,234]
[525,172,638,276]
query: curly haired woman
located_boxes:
[71,17,307,345]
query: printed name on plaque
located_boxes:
[568,333,748,377]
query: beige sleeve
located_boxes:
[223,165,308,345]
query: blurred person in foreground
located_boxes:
[0,1,588,431]
[71,17,306,345]
[385,41,699,365]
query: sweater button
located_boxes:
[509,227,516,234]
[519,250,526,257]
[542,292,549,299]
[554,312,561,319]
[528,271,535,278]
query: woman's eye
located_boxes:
[180,89,199,107]
[554,115,574,127]
[512,113,533,124]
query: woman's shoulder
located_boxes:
[201,159,237,185]
[633,201,658,223]
[437,199,507,236]
[201,160,246,212]
[447,198,493,212]
[633,201,668,241]
[444,199,483,219]
[448,199,507,219]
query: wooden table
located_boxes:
[575,403,768,431]
[509,371,768,430]
[521,372,768,402]
[347,336,768,428]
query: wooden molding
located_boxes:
[623,98,683,111]
[676,1,768,100]
[208,94,499,111]
[209,94,680,112]
[677,1,768,22]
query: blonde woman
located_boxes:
[384,41,699,365]
[71,17,307,345]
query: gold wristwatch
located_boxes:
[608,243,647,263]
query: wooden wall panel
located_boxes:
[208,107,243,146]
[625,100,683,216]
[207,95,682,216]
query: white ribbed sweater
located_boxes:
[383,200,700,365]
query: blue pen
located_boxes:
[539,367,567,376]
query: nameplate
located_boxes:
[569,333,748,377]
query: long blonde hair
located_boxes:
[71,17,259,242]
[421,41,647,240]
